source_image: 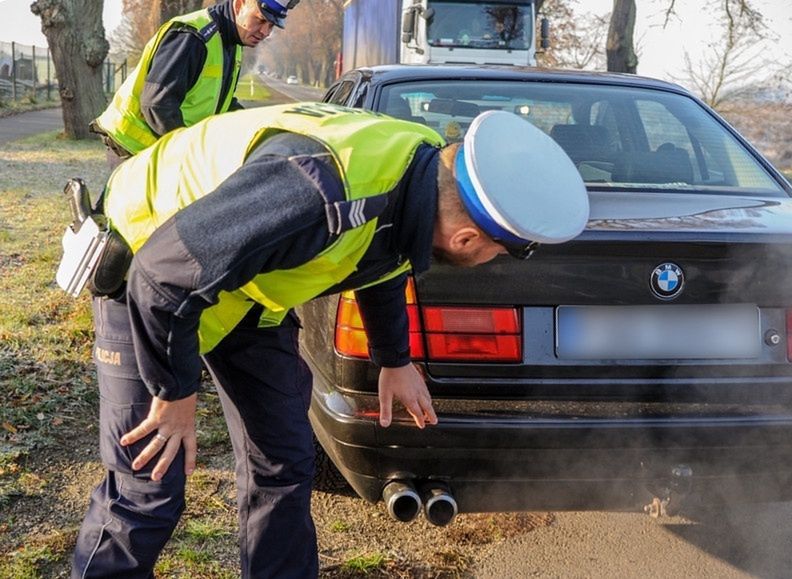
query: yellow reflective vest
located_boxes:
[94,9,242,155]
[104,102,445,353]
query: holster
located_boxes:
[88,230,132,297]
[55,178,132,298]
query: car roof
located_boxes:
[345,64,692,97]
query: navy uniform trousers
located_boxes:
[72,295,319,578]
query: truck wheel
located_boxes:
[313,435,349,492]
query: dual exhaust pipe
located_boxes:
[382,480,458,526]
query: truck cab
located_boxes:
[341,0,539,72]
[401,0,537,66]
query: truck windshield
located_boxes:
[380,80,785,196]
[426,1,533,50]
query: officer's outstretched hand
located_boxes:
[120,393,198,481]
[378,364,438,429]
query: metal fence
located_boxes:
[0,40,128,102]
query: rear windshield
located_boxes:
[426,1,533,51]
[379,80,785,196]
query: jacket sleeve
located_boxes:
[124,151,334,400]
[354,273,411,368]
[139,29,206,136]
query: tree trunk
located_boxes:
[31,0,109,139]
[159,0,205,25]
[606,0,638,73]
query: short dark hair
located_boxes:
[437,143,472,226]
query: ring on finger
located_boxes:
[154,433,169,444]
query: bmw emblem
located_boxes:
[650,263,684,300]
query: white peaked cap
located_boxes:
[455,110,590,247]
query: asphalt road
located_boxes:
[0,107,64,144]
[473,503,792,578]
[259,75,325,102]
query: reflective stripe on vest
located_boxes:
[105,102,445,353]
[94,9,242,155]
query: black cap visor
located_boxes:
[495,239,539,260]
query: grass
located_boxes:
[0,450,47,507]
[0,132,243,576]
[0,529,76,579]
[329,519,352,533]
[0,96,61,119]
[0,132,106,449]
[341,552,388,574]
[234,73,274,102]
[0,132,109,576]
[184,517,233,541]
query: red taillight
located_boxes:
[335,279,521,362]
[422,306,521,361]
[422,307,520,333]
[786,310,792,360]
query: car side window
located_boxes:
[326,81,356,106]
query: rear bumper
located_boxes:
[309,387,792,512]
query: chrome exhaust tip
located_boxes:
[382,480,422,523]
[421,483,458,527]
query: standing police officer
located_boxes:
[70,102,589,578]
[91,0,298,165]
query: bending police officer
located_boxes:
[71,102,589,578]
[91,0,298,166]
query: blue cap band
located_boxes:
[259,0,287,16]
[454,145,527,246]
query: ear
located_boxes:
[448,226,484,254]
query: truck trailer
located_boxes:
[341,0,540,72]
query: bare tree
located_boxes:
[660,0,764,33]
[160,0,205,23]
[672,1,789,114]
[260,0,342,87]
[110,0,210,66]
[677,14,761,108]
[109,0,160,66]
[604,0,767,75]
[606,0,637,73]
[538,0,607,69]
[31,0,109,139]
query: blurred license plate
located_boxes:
[556,305,760,359]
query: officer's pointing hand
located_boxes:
[378,364,438,429]
[120,393,198,481]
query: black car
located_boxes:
[299,65,792,526]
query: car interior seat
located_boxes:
[612,142,695,184]
[385,96,425,124]
[426,98,454,115]
[550,124,614,165]
[450,101,480,118]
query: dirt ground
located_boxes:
[1,393,554,578]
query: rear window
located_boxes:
[378,80,785,196]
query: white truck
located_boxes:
[341,0,546,72]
